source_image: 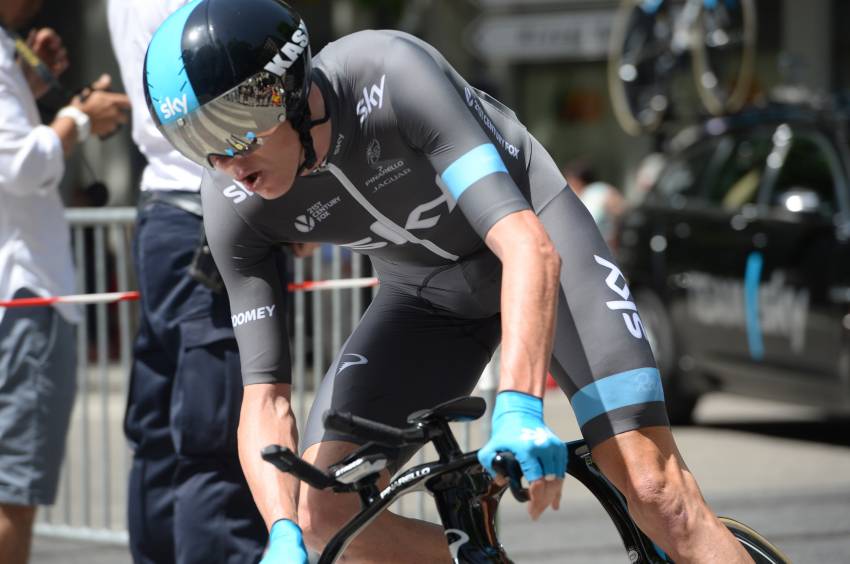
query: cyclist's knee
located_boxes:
[593,429,706,533]
[299,441,368,549]
[622,458,714,543]
[298,486,356,550]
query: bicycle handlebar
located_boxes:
[323,410,428,447]
[260,445,338,490]
[492,452,531,503]
[320,410,533,503]
[261,402,533,504]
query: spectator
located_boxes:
[563,160,626,250]
[629,151,666,206]
[0,2,129,563]
[107,1,278,562]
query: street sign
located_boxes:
[468,10,615,62]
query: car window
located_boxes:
[651,139,719,205]
[768,132,838,217]
[705,133,773,211]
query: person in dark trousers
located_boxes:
[107,2,290,562]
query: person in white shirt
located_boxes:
[0,1,129,563]
[107,1,270,561]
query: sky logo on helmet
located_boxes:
[264,20,309,76]
[159,94,189,120]
[146,0,202,125]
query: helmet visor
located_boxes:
[158,71,288,168]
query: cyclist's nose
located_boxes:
[209,154,233,171]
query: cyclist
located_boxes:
[144,1,753,562]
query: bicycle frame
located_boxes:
[317,441,669,564]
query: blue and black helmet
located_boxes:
[143,0,312,167]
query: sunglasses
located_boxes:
[155,71,288,168]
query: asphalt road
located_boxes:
[31,392,850,563]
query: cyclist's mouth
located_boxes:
[241,171,263,192]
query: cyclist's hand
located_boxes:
[260,519,308,564]
[477,390,566,521]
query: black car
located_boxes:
[617,104,850,423]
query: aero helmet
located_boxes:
[143,0,314,168]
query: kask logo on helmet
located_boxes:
[263,20,309,76]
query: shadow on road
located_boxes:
[697,417,850,447]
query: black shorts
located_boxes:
[300,188,669,470]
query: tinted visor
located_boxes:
[159,71,288,168]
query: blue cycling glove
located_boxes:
[477,391,567,483]
[260,519,308,564]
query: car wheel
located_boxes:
[635,289,699,425]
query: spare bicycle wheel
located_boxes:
[608,0,678,136]
[691,0,757,115]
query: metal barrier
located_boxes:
[35,208,137,544]
[31,207,496,545]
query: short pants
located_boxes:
[0,290,76,505]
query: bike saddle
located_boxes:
[407,396,486,425]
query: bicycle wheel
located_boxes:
[634,289,700,425]
[608,0,678,136]
[720,517,791,564]
[691,0,757,115]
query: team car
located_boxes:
[617,104,850,423]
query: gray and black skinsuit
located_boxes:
[202,30,669,462]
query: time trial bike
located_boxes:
[262,395,790,563]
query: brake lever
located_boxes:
[261,445,338,490]
[492,451,530,503]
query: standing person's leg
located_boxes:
[126,202,266,564]
[297,285,501,562]
[0,505,35,564]
[170,288,265,564]
[537,188,751,563]
[0,292,76,564]
[125,205,181,564]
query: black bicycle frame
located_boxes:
[318,441,670,564]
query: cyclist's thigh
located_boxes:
[537,188,669,450]
[301,284,500,473]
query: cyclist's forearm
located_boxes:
[238,383,301,530]
[485,210,561,397]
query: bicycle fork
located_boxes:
[566,441,670,563]
[428,464,513,563]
